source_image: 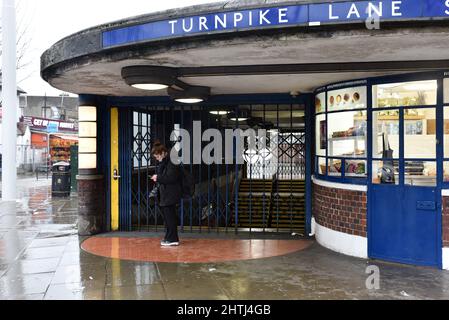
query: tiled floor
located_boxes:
[1,177,449,300]
[81,237,313,263]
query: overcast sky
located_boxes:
[3,0,223,97]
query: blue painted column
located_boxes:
[305,93,314,236]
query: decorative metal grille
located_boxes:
[129,104,306,234]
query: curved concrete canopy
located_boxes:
[41,0,449,97]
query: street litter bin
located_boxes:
[52,161,71,197]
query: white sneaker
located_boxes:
[161,241,179,247]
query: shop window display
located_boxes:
[444,78,449,104]
[49,135,78,165]
[315,114,326,157]
[328,111,367,158]
[328,158,342,177]
[404,161,437,187]
[372,160,399,185]
[315,86,367,180]
[372,110,400,159]
[318,157,326,175]
[404,109,436,159]
[316,76,445,187]
[445,108,449,158]
[444,162,449,182]
[327,86,366,112]
[373,80,437,108]
[315,92,326,114]
[345,160,367,177]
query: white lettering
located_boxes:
[193,121,202,165]
[169,20,178,34]
[446,0,449,15]
[60,122,74,129]
[215,14,227,29]
[202,129,222,165]
[234,12,243,27]
[279,8,289,23]
[182,18,194,32]
[329,4,340,20]
[347,3,361,19]
[392,1,402,17]
[199,16,208,31]
[249,11,253,26]
[368,2,383,17]
[260,9,271,24]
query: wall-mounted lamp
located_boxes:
[122,66,178,91]
[78,106,97,175]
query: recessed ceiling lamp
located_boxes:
[229,110,249,122]
[210,109,231,115]
[122,66,178,91]
[168,86,211,104]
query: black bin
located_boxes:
[52,161,71,197]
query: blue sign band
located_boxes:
[102,0,449,48]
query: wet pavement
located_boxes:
[1,177,449,300]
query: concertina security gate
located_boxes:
[128,104,306,234]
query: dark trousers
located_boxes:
[161,205,179,242]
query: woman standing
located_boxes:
[151,141,182,246]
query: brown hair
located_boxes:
[151,140,168,156]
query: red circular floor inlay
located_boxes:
[81,237,313,263]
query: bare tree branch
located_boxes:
[0,0,33,83]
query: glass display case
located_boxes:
[373,80,437,108]
[315,73,445,186]
[315,84,368,180]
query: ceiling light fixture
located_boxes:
[229,110,249,122]
[168,85,211,104]
[210,109,231,115]
[122,66,178,91]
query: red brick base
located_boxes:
[313,183,367,237]
[442,197,449,247]
[78,176,105,236]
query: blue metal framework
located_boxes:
[314,70,448,268]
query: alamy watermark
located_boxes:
[366,265,381,290]
[365,6,381,30]
[169,121,279,166]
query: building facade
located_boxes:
[41,0,449,269]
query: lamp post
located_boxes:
[1,0,17,201]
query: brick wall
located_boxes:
[78,177,105,236]
[442,197,449,247]
[313,183,367,237]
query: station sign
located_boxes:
[103,0,449,48]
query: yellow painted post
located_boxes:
[111,108,119,231]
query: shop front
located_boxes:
[25,116,79,169]
[313,71,449,268]
[40,0,449,269]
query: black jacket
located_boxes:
[156,156,182,207]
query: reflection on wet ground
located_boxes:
[81,237,314,263]
[1,177,449,300]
